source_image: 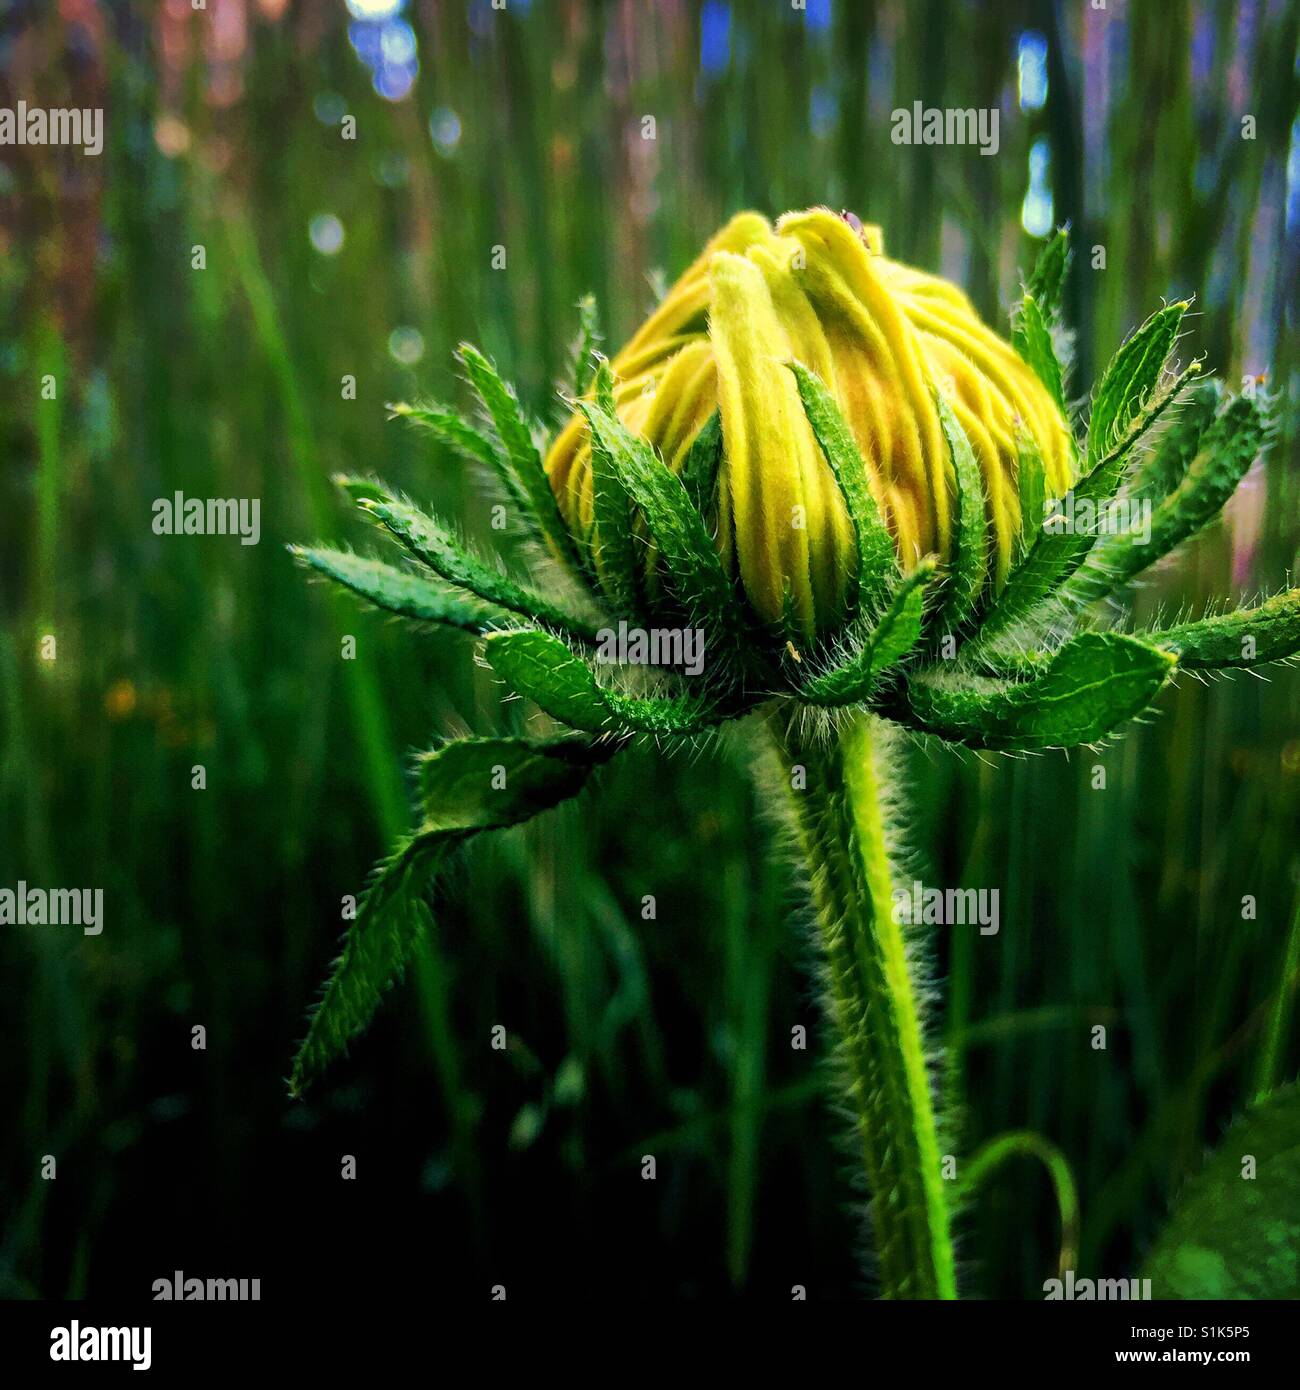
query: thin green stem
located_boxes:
[773,710,956,1299]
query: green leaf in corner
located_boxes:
[485,629,716,735]
[289,735,615,1096]
[290,546,515,633]
[1143,1083,1300,1298]
[896,632,1176,750]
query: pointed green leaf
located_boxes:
[457,344,581,571]
[1015,435,1047,566]
[1143,1084,1300,1298]
[679,408,724,519]
[789,361,897,616]
[1015,294,1066,409]
[936,393,988,632]
[1087,302,1189,469]
[572,293,602,398]
[586,361,642,623]
[332,473,396,505]
[978,355,1201,646]
[1147,589,1300,670]
[1126,379,1225,502]
[360,497,600,641]
[897,632,1176,750]
[1063,392,1269,608]
[485,629,716,735]
[291,546,514,633]
[387,400,531,513]
[290,735,615,1096]
[797,559,935,706]
[1025,227,1069,322]
[579,400,751,673]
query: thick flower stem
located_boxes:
[773,710,956,1299]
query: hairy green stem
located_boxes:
[773,710,956,1298]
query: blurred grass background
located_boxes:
[1,0,1297,1299]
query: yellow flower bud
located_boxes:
[547,208,1074,636]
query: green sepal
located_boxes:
[936,392,988,632]
[578,400,752,676]
[1014,435,1047,566]
[457,343,583,572]
[1087,301,1189,470]
[386,401,524,507]
[796,558,936,707]
[678,408,724,520]
[1024,227,1069,322]
[359,496,601,642]
[789,361,897,617]
[1146,589,1300,670]
[572,293,602,399]
[289,735,616,1096]
[332,473,396,505]
[977,353,1201,646]
[484,629,717,735]
[290,546,515,633]
[1015,294,1066,409]
[896,632,1176,750]
[584,361,644,623]
[1125,379,1225,502]
[1063,392,1269,608]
